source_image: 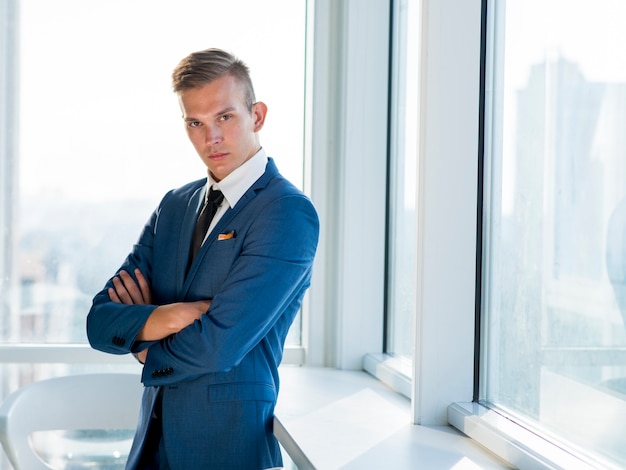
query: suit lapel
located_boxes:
[178,185,206,292]
[181,159,279,294]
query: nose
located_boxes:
[205,124,223,145]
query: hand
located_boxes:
[108,268,211,343]
[136,300,212,341]
[108,269,153,361]
[136,349,148,364]
[109,269,152,305]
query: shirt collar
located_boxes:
[206,148,268,208]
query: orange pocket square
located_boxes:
[218,230,236,240]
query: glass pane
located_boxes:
[386,0,420,361]
[3,0,306,345]
[483,0,626,466]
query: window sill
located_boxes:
[0,344,304,366]
[275,366,510,469]
[362,352,412,399]
[448,402,621,470]
[0,344,136,364]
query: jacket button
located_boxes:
[151,367,173,378]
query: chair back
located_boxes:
[0,373,142,469]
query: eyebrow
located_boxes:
[183,106,237,122]
[215,107,236,117]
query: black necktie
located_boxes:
[189,188,224,263]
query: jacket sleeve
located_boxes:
[86,207,161,355]
[141,193,319,386]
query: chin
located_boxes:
[209,168,230,182]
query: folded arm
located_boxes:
[141,193,320,385]
[108,268,211,362]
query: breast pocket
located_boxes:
[190,237,240,296]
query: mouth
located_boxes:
[208,152,227,160]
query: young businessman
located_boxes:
[86,48,319,469]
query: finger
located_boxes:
[137,348,148,364]
[108,287,121,303]
[134,269,152,304]
[112,276,132,304]
[195,300,211,315]
[119,270,144,304]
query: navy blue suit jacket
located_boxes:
[87,159,319,469]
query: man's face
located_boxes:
[178,75,267,181]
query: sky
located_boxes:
[18,0,307,203]
[503,0,626,88]
[496,0,626,213]
[18,0,626,209]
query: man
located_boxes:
[86,48,319,469]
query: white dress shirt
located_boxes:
[200,147,269,244]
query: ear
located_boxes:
[252,102,268,132]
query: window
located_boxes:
[386,0,420,363]
[481,0,626,466]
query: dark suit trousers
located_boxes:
[136,388,171,470]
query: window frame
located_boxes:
[308,0,480,426]
[307,0,480,424]
[448,1,625,469]
[0,0,19,346]
[305,0,390,369]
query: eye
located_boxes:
[219,114,233,122]
[186,120,202,128]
